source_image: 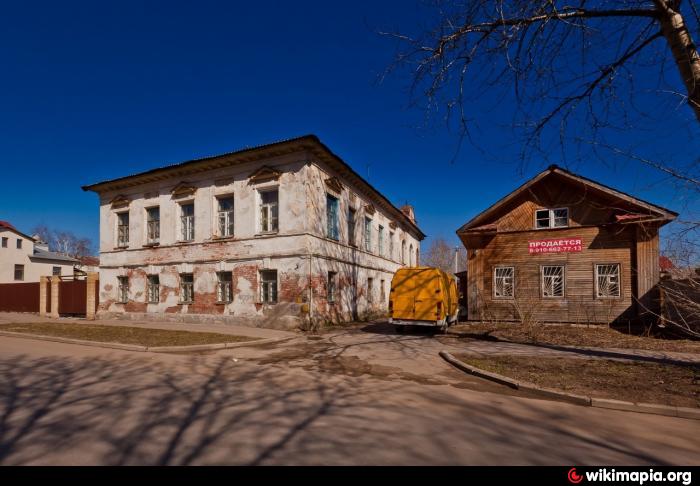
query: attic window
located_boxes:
[535,208,568,229]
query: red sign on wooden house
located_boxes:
[528,238,583,254]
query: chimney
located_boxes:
[400,204,416,223]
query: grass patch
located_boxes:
[456,354,700,408]
[456,323,700,354]
[0,322,258,347]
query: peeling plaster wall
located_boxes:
[95,152,423,329]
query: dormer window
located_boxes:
[535,208,568,229]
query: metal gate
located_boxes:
[58,278,88,315]
[0,282,40,312]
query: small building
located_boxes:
[0,221,78,283]
[82,135,424,329]
[456,165,677,324]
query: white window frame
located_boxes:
[326,194,340,240]
[595,263,621,299]
[378,225,384,256]
[145,206,160,245]
[179,202,195,242]
[260,269,278,304]
[116,211,129,247]
[216,196,235,238]
[364,217,372,252]
[541,265,565,298]
[327,271,337,303]
[258,188,279,234]
[493,266,515,299]
[180,273,194,304]
[147,275,160,304]
[535,208,569,229]
[117,276,129,303]
[216,271,233,303]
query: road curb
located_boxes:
[0,330,287,354]
[439,350,699,420]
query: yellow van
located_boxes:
[388,267,459,332]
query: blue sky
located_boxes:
[1,1,695,253]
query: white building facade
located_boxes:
[0,222,77,283]
[83,136,424,329]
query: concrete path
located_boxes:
[0,326,697,465]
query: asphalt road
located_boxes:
[0,326,697,465]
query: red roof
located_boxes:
[0,221,17,231]
[659,255,675,271]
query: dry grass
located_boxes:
[0,322,258,347]
[456,322,700,354]
[457,355,700,408]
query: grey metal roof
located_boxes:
[31,248,79,263]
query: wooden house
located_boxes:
[456,165,677,324]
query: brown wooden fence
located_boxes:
[0,282,41,312]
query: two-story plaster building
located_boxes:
[0,221,78,283]
[82,135,424,329]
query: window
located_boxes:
[14,264,24,281]
[596,264,621,298]
[259,189,279,233]
[52,266,61,276]
[1,237,7,248]
[364,217,372,252]
[146,207,160,244]
[535,208,569,229]
[389,232,394,260]
[147,275,160,303]
[117,212,129,246]
[541,265,565,298]
[16,239,22,249]
[117,276,129,303]
[409,244,414,266]
[217,272,233,303]
[493,267,514,298]
[217,197,234,237]
[348,207,356,246]
[180,203,195,241]
[180,273,194,303]
[380,279,386,303]
[327,271,337,303]
[416,247,420,266]
[401,241,406,264]
[378,226,384,256]
[367,277,374,304]
[260,270,278,304]
[326,194,339,240]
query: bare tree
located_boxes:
[421,237,467,273]
[31,225,94,259]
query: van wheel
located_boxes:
[438,323,448,334]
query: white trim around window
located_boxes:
[595,263,621,298]
[535,207,569,229]
[493,266,515,299]
[541,264,565,298]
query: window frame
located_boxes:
[367,277,374,304]
[16,239,22,249]
[180,273,194,304]
[14,264,24,281]
[116,211,129,247]
[364,217,372,252]
[327,271,337,303]
[326,193,340,241]
[52,266,62,276]
[535,207,569,230]
[216,271,233,303]
[1,237,7,248]
[216,196,235,238]
[378,225,384,256]
[258,188,279,234]
[145,206,160,245]
[260,269,278,304]
[540,264,565,299]
[347,207,356,246]
[389,232,394,260]
[117,276,129,303]
[179,202,195,242]
[146,275,160,304]
[595,263,622,299]
[493,266,515,299]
